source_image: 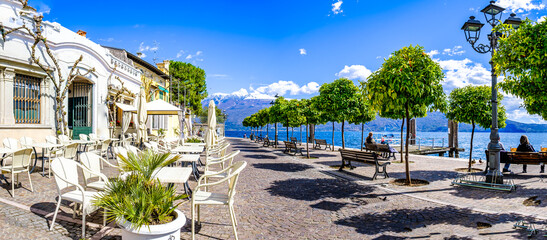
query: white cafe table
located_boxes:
[25,142,63,176]
[172,146,204,154]
[171,154,201,181]
[156,167,193,197]
[122,167,193,197]
[183,142,206,147]
[69,139,96,152]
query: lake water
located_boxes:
[226,129,547,160]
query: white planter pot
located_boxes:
[118,209,186,240]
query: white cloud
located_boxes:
[138,42,159,56]
[299,48,307,55]
[99,37,115,42]
[212,80,320,100]
[538,15,546,22]
[37,3,51,15]
[442,46,465,56]
[502,94,547,123]
[139,53,147,58]
[336,65,372,81]
[332,0,343,15]
[176,50,185,58]
[427,50,440,57]
[185,51,203,62]
[496,0,545,12]
[436,58,491,91]
[209,74,231,80]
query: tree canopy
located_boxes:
[493,19,547,120]
[365,44,446,184]
[446,85,507,171]
[317,78,361,148]
[169,61,207,114]
[198,105,226,123]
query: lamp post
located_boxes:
[461,1,521,183]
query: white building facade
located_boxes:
[0,0,142,141]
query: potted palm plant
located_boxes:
[95,150,187,240]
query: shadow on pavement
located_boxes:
[266,178,374,201]
[334,205,532,238]
[253,163,312,172]
[244,154,278,160]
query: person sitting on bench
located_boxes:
[504,135,544,173]
[366,132,375,144]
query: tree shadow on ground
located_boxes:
[30,201,102,240]
[244,154,278,160]
[450,184,547,200]
[334,205,534,238]
[266,178,375,201]
[387,170,460,183]
[253,163,312,172]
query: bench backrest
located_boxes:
[486,150,545,164]
[364,143,378,151]
[377,144,390,152]
[284,141,296,148]
[290,137,298,142]
[339,149,377,162]
[315,139,327,145]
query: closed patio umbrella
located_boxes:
[205,100,217,148]
[136,88,148,145]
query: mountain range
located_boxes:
[202,93,547,133]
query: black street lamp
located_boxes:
[461,1,522,183]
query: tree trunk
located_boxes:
[468,121,475,172]
[361,123,364,151]
[286,119,289,141]
[300,125,302,143]
[400,118,405,163]
[405,107,412,185]
[306,122,310,158]
[341,120,345,149]
[332,122,335,151]
[275,123,278,148]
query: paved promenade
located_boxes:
[0,137,545,239]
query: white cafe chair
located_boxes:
[0,148,34,197]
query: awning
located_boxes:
[115,102,137,112]
[145,99,182,115]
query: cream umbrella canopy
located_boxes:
[136,87,148,145]
[205,100,217,148]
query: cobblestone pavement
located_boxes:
[0,137,546,239]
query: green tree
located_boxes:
[365,45,446,185]
[257,108,270,137]
[299,97,325,158]
[317,78,361,149]
[199,105,226,123]
[283,99,304,141]
[493,19,547,120]
[269,97,289,146]
[348,93,376,151]
[447,85,507,171]
[169,61,207,114]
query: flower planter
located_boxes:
[118,209,186,240]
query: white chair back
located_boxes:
[79,134,89,141]
[10,148,33,169]
[19,137,34,147]
[58,135,71,145]
[127,145,140,155]
[79,152,102,182]
[88,133,98,140]
[100,139,112,153]
[113,146,128,167]
[50,157,79,193]
[64,143,79,159]
[46,135,58,144]
[3,138,19,150]
[227,161,247,201]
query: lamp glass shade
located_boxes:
[504,13,522,29]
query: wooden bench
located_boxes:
[290,137,301,145]
[365,143,397,160]
[485,150,546,172]
[283,141,303,155]
[314,139,332,150]
[263,137,278,148]
[339,149,390,180]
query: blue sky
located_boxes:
[33,0,547,123]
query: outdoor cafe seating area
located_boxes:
[0,126,245,239]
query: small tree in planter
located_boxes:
[95,150,187,239]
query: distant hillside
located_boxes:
[202,95,547,133]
